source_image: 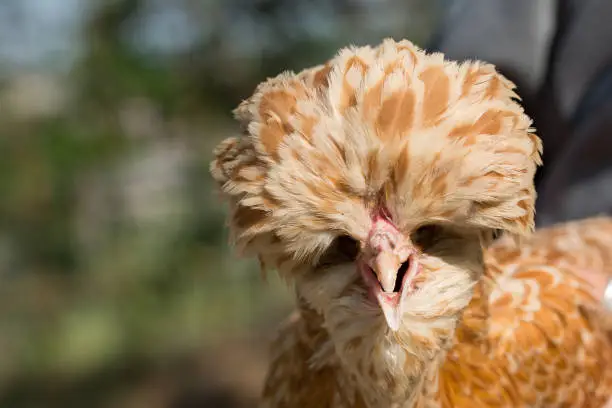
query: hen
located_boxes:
[210,38,612,407]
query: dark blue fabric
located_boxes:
[430,0,612,226]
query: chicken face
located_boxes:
[298,207,485,336]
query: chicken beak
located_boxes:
[372,252,401,293]
[376,292,403,331]
[361,213,418,332]
[369,252,406,332]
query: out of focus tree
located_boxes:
[0,1,439,407]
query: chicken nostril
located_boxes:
[394,259,410,292]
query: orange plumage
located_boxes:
[210,38,612,407]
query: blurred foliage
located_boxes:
[0,0,440,406]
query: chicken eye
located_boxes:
[492,229,503,240]
[315,235,360,268]
[336,235,360,260]
[411,223,444,249]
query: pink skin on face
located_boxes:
[358,210,421,331]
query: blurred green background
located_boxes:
[0,1,441,407]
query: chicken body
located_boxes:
[263,217,612,407]
[210,38,612,407]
